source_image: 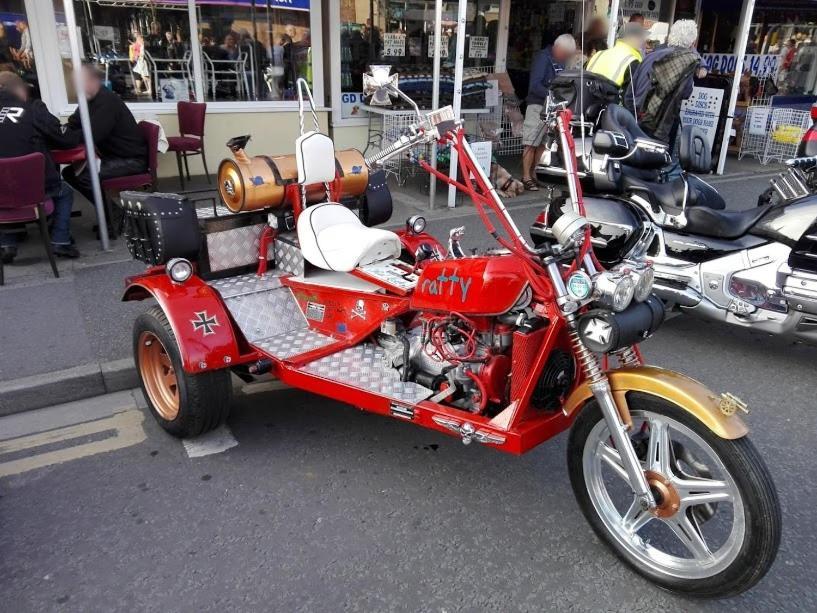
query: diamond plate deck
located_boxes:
[255,328,337,359]
[209,272,285,298]
[304,344,433,403]
[222,287,305,342]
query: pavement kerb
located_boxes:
[0,359,137,417]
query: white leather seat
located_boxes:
[297,203,401,272]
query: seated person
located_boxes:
[0,72,81,262]
[62,64,147,205]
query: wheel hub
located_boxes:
[644,470,681,518]
[138,331,180,421]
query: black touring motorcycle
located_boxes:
[533,72,817,344]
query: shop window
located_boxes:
[339,0,499,117]
[0,2,39,99]
[195,0,312,102]
[66,0,196,103]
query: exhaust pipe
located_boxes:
[653,282,701,308]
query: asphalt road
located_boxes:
[2,173,815,612]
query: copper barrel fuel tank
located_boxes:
[218,135,369,213]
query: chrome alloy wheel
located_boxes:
[583,410,745,580]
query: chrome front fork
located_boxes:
[589,379,655,511]
[549,255,655,510]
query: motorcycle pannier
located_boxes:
[122,191,201,265]
[549,70,621,122]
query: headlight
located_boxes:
[628,261,655,302]
[593,269,635,312]
[166,258,193,283]
[406,214,426,234]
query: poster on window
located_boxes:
[382,33,406,58]
[341,92,365,119]
[159,79,190,103]
[469,36,489,59]
[428,35,449,59]
[680,86,724,147]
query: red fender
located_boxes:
[123,272,244,374]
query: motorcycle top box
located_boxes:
[123,75,780,598]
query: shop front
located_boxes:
[6,0,325,181]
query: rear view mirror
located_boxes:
[592,130,630,156]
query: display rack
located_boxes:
[763,107,811,164]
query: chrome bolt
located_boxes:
[708,280,718,290]
[223,356,232,364]
[199,361,207,369]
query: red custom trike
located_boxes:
[122,75,779,597]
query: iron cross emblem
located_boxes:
[191,311,219,336]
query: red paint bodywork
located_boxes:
[410,255,530,315]
[125,115,597,456]
[123,269,256,373]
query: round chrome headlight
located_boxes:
[631,263,655,302]
[407,214,426,234]
[166,258,193,283]
[594,269,635,312]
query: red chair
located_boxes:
[166,101,210,190]
[101,121,160,238]
[0,153,59,285]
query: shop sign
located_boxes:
[680,86,724,147]
[620,0,662,21]
[93,26,116,43]
[159,79,190,103]
[469,36,489,59]
[748,107,771,136]
[469,141,493,176]
[341,92,365,119]
[701,53,779,78]
[428,35,450,59]
[382,33,406,58]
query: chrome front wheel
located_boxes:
[567,393,780,598]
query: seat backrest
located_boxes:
[0,153,45,210]
[138,121,161,181]
[679,125,712,173]
[295,131,336,185]
[178,101,206,138]
[599,105,669,170]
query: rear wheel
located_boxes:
[134,306,232,438]
[567,394,780,598]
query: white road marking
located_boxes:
[0,409,146,478]
[182,424,238,458]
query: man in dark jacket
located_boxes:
[0,72,81,261]
[62,64,147,204]
[520,33,575,191]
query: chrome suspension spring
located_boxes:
[568,325,605,384]
[614,345,643,368]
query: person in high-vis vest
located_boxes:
[585,22,646,92]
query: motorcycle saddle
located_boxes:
[622,174,727,214]
[684,204,773,239]
[297,203,401,272]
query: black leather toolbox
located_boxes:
[121,191,201,265]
